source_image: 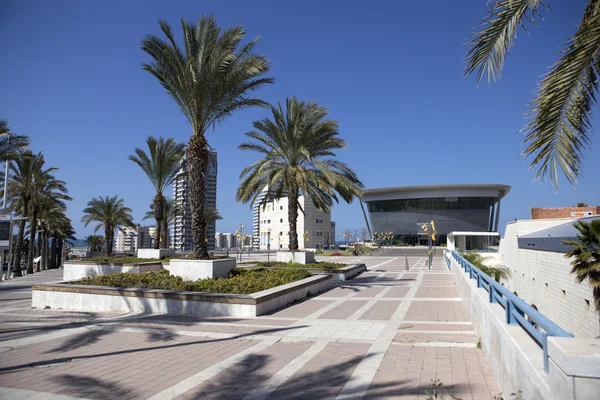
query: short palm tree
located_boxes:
[141,15,273,259]
[203,206,222,237]
[565,220,600,319]
[85,235,105,252]
[129,136,185,249]
[461,252,511,282]
[237,97,364,251]
[143,197,183,246]
[465,1,600,188]
[81,195,135,255]
[7,152,50,276]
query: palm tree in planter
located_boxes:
[236,97,364,252]
[565,219,600,329]
[81,195,135,255]
[129,136,185,249]
[7,152,52,276]
[141,15,273,259]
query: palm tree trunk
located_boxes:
[288,189,299,251]
[105,227,112,255]
[153,193,164,250]
[12,198,29,276]
[187,135,209,259]
[27,208,38,274]
[56,238,63,267]
[162,218,169,249]
[36,230,42,272]
[49,236,57,269]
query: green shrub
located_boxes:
[70,268,312,294]
[253,261,347,269]
[78,256,164,264]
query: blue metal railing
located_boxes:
[448,250,573,373]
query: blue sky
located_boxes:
[1,0,598,238]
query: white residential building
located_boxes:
[215,232,225,249]
[172,152,218,251]
[114,225,158,253]
[255,194,332,251]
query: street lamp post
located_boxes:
[239,224,244,262]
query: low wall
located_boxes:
[63,262,163,281]
[240,263,366,281]
[169,258,236,280]
[137,249,176,259]
[447,252,600,400]
[31,274,332,317]
[277,251,315,264]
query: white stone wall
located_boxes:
[499,219,599,338]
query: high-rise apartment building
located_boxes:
[172,152,218,251]
[114,225,160,253]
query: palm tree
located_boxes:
[564,220,600,321]
[576,202,589,207]
[141,15,273,259]
[203,206,222,237]
[85,235,105,252]
[143,197,182,246]
[46,212,74,269]
[81,196,135,255]
[461,252,511,282]
[27,168,70,273]
[7,152,49,276]
[236,97,364,251]
[129,136,185,249]
[465,1,600,188]
[0,119,29,163]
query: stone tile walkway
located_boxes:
[0,256,500,399]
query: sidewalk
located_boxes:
[0,257,499,399]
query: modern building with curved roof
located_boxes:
[361,184,511,246]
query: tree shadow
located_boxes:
[47,328,115,353]
[52,374,131,399]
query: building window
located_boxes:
[562,290,566,302]
[267,220,270,224]
[280,232,283,236]
[280,206,283,210]
[280,219,283,223]
[585,299,591,312]
[545,282,548,294]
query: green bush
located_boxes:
[70,268,312,294]
[253,261,347,269]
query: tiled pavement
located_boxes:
[0,256,500,399]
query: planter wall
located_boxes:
[137,249,176,259]
[31,274,332,317]
[168,258,236,281]
[277,251,315,264]
[63,262,163,281]
[240,263,366,282]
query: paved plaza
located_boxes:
[0,255,499,399]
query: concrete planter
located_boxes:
[137,248,176,259]
[168,258,236,281]
[31,274,332,317]
[277,251,315,264]
[63,261,163,281]
[240,263,366,282]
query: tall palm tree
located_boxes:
[129,136,185,249]
[28,170,70,273]
[465,1,600,188]
[38,198,71,270]
[141,15,273,259]
[7,152,49,276]
[143,197,182,246]
[81,195,135,255]
[46,212,74,269]
[236,97,364,251]
[565,220,600,323]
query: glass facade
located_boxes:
[366,196,498,245]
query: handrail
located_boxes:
[448,250,573,373]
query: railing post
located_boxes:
[477,273,482,288]
[506,300,517,324]
[489,285,496,303]
[542,334,549,373]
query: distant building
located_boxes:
[330,221,336,249]
[225,232,236,249]
[252,188,271,248]
[254,193,331,251]
[215,232,225,249]
[172,152,218,251]
[531,206,599,220]
[114,225,160,253]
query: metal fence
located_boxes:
[448,250,573,372]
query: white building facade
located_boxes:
[256,195,332,251]
[114,225,157,253]
[497,218,600,338]
[172,152,218,251]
